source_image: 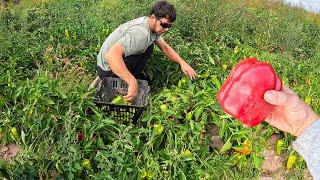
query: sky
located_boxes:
[284,0,320,13]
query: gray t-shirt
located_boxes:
[97,16,159,71]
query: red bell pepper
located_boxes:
[217,58,282,127]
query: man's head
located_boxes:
[149,0,176,35]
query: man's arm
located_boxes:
[155,37,184,64]
[155,37,196,79]
[105,43,138,100]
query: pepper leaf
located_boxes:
[189,120,195,131]
[220,138,232,154]
[194,106,204,120]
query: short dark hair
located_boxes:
[149,0,176,22]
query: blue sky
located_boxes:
[284,0,320,13]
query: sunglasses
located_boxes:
[156,17,172,29]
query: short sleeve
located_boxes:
[118,26,148,57]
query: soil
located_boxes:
[260,134,312,179]
[0,144,21,161]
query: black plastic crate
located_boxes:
[94,77,150,124]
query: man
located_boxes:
[91,0,196,101]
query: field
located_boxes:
[1,0,320,179]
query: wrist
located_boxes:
[120,73,136,87]
[177,58,185,65]
[296,113,319,137]
[127,76,137,86]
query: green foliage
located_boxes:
[0,0,319,179]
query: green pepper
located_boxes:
[82,159,92,170]
[160,104,168,112]
[111,95,131,105]
[153,124,164,135]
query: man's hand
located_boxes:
[264,86,319,137]
[180,61,197,80]
[123,79,138,101]
[106,43,139,101]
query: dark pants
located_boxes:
[97,44,153,81]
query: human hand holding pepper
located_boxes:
[264,86,319,137]
[217,58,282,127]
[123,79,138,101]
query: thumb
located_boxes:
[264,90,291,106]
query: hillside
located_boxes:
[0,0,320,179]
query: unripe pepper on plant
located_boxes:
[160,104,168,112]
[286,154,297,170]
[10,127,19,141]
[185,112,192,121]
[183,149,192,156]
[82,159,92,170]
[153,124,164,135]
[55,160,63,174]
[178,76,187,87]
[217,58,282,126]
